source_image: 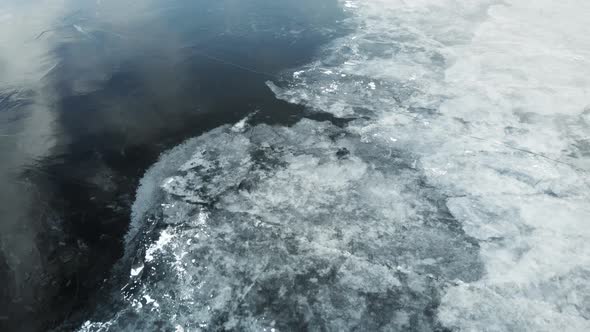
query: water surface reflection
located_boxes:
[0,0,346,330]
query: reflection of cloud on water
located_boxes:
[0,1,64,88]
[0,1,68,330]
[0,0,347,330]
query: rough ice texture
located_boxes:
[85,0,590,331]
[269,0,590,330]
[86,120,483,331]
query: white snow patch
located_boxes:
[145,229,175,262]
[130,264,144,277]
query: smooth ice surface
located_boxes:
[84,0,590,331]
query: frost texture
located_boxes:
[270,0,590,331]
[84,0,590,331]
[88,121,482,331]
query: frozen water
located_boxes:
[270,0,590,330]
[90,120,483,331]
[84,0,590,331]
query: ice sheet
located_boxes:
[85,0,590,330]
[270,0,590,330]
[93,119,482,330]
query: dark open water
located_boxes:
[0,1,346,330]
